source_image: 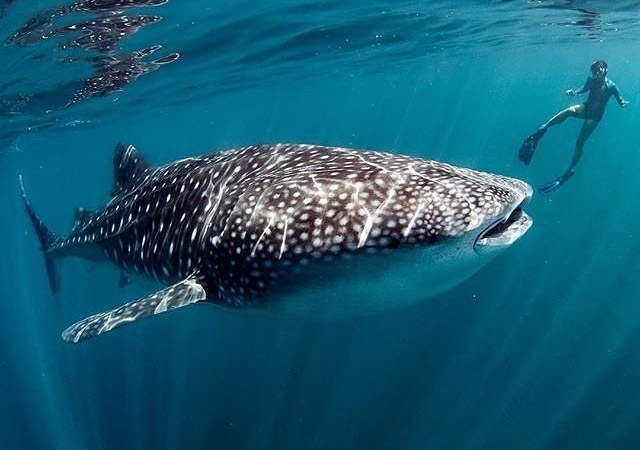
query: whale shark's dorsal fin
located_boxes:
[74,207,92,226]
[112,143,151,196]
[61,275,208,343]
[72,207,95,231]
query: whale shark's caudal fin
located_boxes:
[62,275,208,343]
[111,143,152,196]
[19,175,62,294]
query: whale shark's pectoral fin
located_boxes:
[62,275,207,343]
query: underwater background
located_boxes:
[2,1,640,448]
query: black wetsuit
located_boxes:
[576,76,623,121]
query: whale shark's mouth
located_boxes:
[474,204,533,253]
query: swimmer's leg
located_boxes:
[567,118,598,174]
[518,104,585,166]
[538,117,598,195]
[541,104,586,129]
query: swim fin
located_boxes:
[538,171,574,195]
[518,128,546,166]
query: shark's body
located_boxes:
[21,143,533,343]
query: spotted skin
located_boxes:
[25,143,532,341]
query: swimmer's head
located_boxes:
[591,60,608,77]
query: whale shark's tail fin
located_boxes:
[19,175,62,294]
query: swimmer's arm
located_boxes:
[566,78,590,97]
[612,85,629,108]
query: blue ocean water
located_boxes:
[2,1,640,448]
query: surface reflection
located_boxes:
[5,0,178,109]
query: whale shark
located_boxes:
[20,143,533,343]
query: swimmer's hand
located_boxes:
[565,89,576,97]
[621,100,630,108]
